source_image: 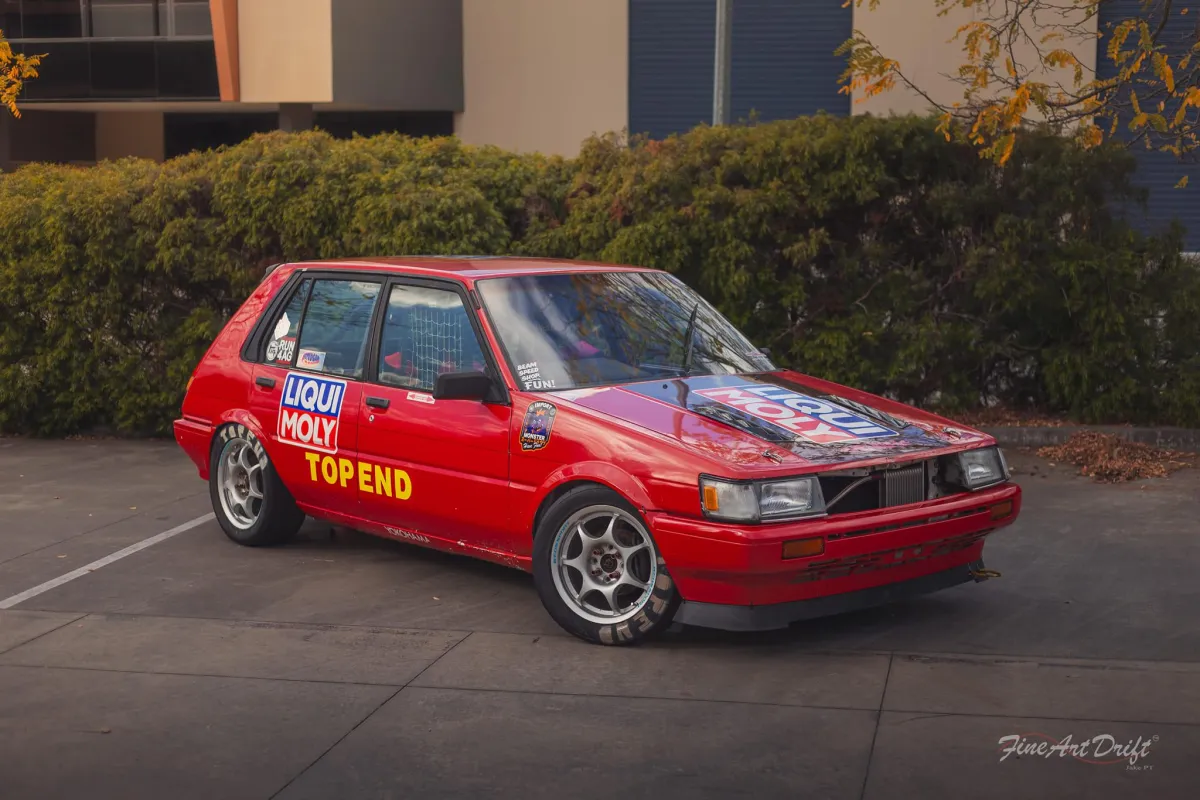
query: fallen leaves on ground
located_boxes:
[954,408,1073,427]
[1037,432,1195,482]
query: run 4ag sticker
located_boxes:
[520,401,557,451]
[266,336,296,364]
[694,385,896,445]
[279,371,346,454]
[406,391,435,405]
[297,348,326,371]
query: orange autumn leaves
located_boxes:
[0,28,41,118]
[839,0,1200,169]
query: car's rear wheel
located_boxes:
[533,485,681,645]
[209,425,304,547]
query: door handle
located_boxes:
[365,396,390,410]
[255,376,276,389]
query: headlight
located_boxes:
[700,476,826,522]
[946,446,1009,490]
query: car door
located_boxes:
[249,274,384,515]
[356,278,513,549]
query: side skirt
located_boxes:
[295,503,532,573]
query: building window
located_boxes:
[91,1,157,37]
[4,0,211,41]
[1,1,23,39]
[19,0,84,38]
[169,0,209,36]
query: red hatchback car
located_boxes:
[174,257,1022,645]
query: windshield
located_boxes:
[476,271,775,391]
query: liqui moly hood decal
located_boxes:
[594,373,979,464]
[693,384,896,445]
[278,371,346,455]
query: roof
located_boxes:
[283,256,660,280]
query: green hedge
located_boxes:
[1,117,1196,436]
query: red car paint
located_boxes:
[175,257,1021,624]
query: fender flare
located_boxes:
[211,410,272,460]
[524,461,656,543]
[539,461,654,511]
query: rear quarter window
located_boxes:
[262,279,311,366]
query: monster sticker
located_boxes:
[520,401,557,451]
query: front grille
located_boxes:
[819,459,941,516]
[883,463,926,507]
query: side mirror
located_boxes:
[759,346,772,357]
[433,370,492,401]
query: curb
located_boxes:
[982,425,1200,453]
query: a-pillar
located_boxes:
[278,103,314,132]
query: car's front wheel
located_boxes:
[209,424,305,547]
[533,485,681,645]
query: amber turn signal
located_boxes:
[702,484,721,512]
[782,537,825,559]
[990,500,1014,520]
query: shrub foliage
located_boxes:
[0,119,1195,436]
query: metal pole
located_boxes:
[712,0,732,125]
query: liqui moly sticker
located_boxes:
[278,372,346,454]
[694,385,896,445]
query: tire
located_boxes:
[208,424,305,547]
[532,485,681,645]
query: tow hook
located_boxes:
[968,560,1002,581]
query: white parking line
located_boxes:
[0,513,215,610]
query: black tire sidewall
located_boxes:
[208,424,300,546]
[532,486,681,645]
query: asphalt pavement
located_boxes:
[0,438,1197,799]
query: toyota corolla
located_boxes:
[174,257,1022,645]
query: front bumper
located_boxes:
[648,481,1021,616]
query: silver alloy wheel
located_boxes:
[216,438,265,531]
[550,505,658,625]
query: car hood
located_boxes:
[548,372,991,471]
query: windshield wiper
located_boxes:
[680,302,700,376]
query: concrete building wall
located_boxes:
[332,0,463,111]
[238,0,334,104]
[850,0,1098,116]
[455,0,628,156]
[96,111,166,161]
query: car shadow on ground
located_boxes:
[285,518,963,651]
[661,600,965,651]
[286,521,536,588]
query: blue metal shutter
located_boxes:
[628,0,717,140]
[628,0,852,140]
[731,0,851,122]
[1098,0,1200,251]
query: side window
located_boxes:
[262,279,311,367]
[293,279,382,378]
[377,284,488,391]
